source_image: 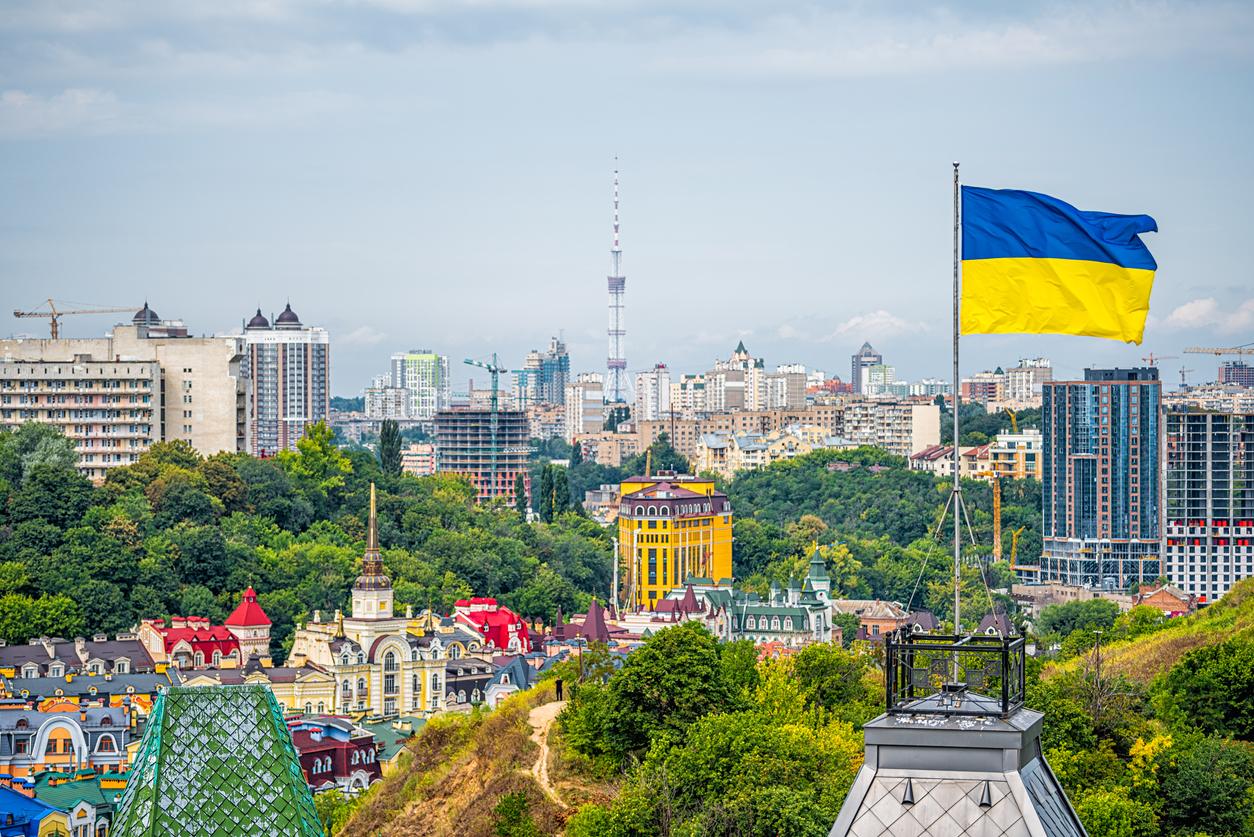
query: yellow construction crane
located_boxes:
[1010,525,1040,575]
[13,299,139,339]
[1184,346,1254,356]
[992,477,1002,561]
[1141,353,1178,366]
[1005,408,1018,434]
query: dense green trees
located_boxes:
[377,419,402,477]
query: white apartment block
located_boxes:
[242,305,330,456]
[564,373,604,443]
[670,375,708,419]
[390,351,451,420]
[1005,358,1052,404]
[842,399,940,458]
[365,386,411,420]
[635,364,671,421]
[764,372,806,409]
[1,309,247,474]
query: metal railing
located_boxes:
[885,628,1026,718]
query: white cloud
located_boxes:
[0,88,126,139]
[777,324,808,340]
[1163,298,1254,333]
[822,310,927,342]
[340,325,388,346]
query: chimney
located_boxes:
[74,637,88,663]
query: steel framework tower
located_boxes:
[607,162,629,403]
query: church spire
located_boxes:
[367,482,378,553]
[354,482,391,604]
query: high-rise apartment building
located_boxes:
[842,399,940,458]
[434,409,530,502]
[635,364,671,422]
[851,342,882,395]
[0,305,247,477]
[515,337,569,406]
[1041,368,1160,589]
[669,374,707,419]
[1006,358,1052,403]
[1163,407,1254,602]
[242,305,330,456]
[1221,362,1254,387]
[763,372,806,409]
[364,386,410,420]
[564,373,604,443]
[389,351,451,419]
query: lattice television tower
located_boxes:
[606,161,629,402]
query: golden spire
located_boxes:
[368,482,378,552]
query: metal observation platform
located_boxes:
[828,629,1087,837]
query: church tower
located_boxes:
[352,484,394,620]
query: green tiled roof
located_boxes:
[112,685,322,837]
[357,716,425,762]
[33,773,123,812]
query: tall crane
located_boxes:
[1141,353,1178,366]
[1179,368,1194,389]
[14,300,139,339]
[1183,345,1254,356]
[464,355,506,500]
[1009,526,1039,576]
[992,477,1002,561]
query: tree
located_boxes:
[378,419,402,477]
[492,791,541,837]
[553,467,570,516]
[570,440,583,466]
[9,463,94,529]
[1158,638,1254,739]
[791,642,868,711]
[1073,787,1158,837]
[1158,734,1254,836]
[71,580,133,636]
[0,593,83,644]
[0,421,78,487]
[513,472,528,517]
[603,406,630,432]
[831,612,860,649]
[1036,599,1120,637]
[539,465,554,523]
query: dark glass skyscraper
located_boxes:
[1042,368,1160,588]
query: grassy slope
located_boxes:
[340,682,566,837]
[1041,577,1254,685]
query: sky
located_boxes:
[1,0,1253,397]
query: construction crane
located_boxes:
[1179,368,1193,389]
[464,354,506,502]
[1183,345,1254,356]
[1141,353,1178,366]
[1009,526,1039,575]
[992,477,1002,561]
[1005,408,1018,434]
[14,300,139,339]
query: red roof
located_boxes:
[226,587,272,627]
[161,624,240,655]
[453,600,530,651]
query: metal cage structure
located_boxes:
[885,629,1027,719]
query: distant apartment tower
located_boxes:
[851,342,882,395]
[635,364,671,421]
[842,400,940,458]
[1221,361,1254,387]
[0,305,247,477]
[1006,358,1053,403]
[516,337,570,406]
[400,443,438,477]
[364,386,410,420]
[389,350,450,419]
[242,305,330,456]
[763,371,806,409]
[435,409,530,502]
[670,374,708,418]
[1163,406,1254,602]
[565,373,604,443]
[1042,368,1161,589]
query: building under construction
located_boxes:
[435,409,530,503]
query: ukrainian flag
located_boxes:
[961,186,1158,344]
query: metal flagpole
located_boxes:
[953,161,963,638]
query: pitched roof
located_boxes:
[111,685,322,837]
[225,587,271,627]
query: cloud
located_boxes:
[0,88,126,139]
[822,310,928,341]
[1163,298,1254,333]
[340,325,389,346]
[777,324,808,340]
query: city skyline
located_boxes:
[1,1,1252,395]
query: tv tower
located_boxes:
[607,160,628,403]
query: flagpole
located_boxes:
[953,161,962,638]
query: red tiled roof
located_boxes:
[225,587,272,627]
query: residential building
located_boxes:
[842,399,941,458]
[908,378,952,397]
[669,374,707,419]
[763,371,806,409]
[484,656,531,708]
[525,403,565,441]
[0,705,132,778]
[1163,383,1254,414]
[364,386,411,420]
[616,472,733,609]
[181,655,336,717]
[1133,583,1196,617]
[241,304,330,457]
[988,429,1044,481]
[136,617,242,670]
[634,404,846,460]
[285,486,501,718]
[1221,361,1254,387]
[434,409,530,502]
[0,305,247,478]
[635,363,671,421]
[0,779,68,836]
[582,484,621,523]
[452,598,531,655]
[573,429,639,467]
[850,342,882,395]
[1006,358,1052,403]
[694,424,856,481]
[962,368,1006,406]
[830,599,910,640]
[31,771,129,836]
[704,368,746,412]
[514,337,569,406]
[1163,405,1254,602]
[0,635,156,679]
[389,350,451,419]
[908,444,990,478]
[400,443,438,477]
[0,670,179,722]
[564,373,604,443]
[108,685,324,837]
[289,715,382,793]
[1042,368,1161,589]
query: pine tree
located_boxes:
[378,419,403,477]
[513,472,528,518]
[570,440,583,466]
[553,467,570,516]
[539,465,554,523]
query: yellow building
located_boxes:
[617,471,733,609]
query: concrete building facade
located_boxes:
[850,342,882,395]
[564,373,604,443]
[242,305,330,456]
[389,351,451,419]
[434,409,530,502]
[635,363,671,421]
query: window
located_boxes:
[458,690,467,704]
[116,661,128,674]
[100,717,112,727]
[357,653,365,665]
[384,651,397,672]
[47,739,58,755]
[357,677,367,695]
[50,665,62,677]
[96,735,116,753]
[305,702,312,714]
[194,651,204,667]
[16,718,27,730]
[450,645,462,660]
[212,650,221,666]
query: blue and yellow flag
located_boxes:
[961,186,1158,344]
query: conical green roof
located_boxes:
[112,685,322,837]
[808,544,830,580]
[734,340,747,354]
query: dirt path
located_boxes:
[527,700,567,808]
